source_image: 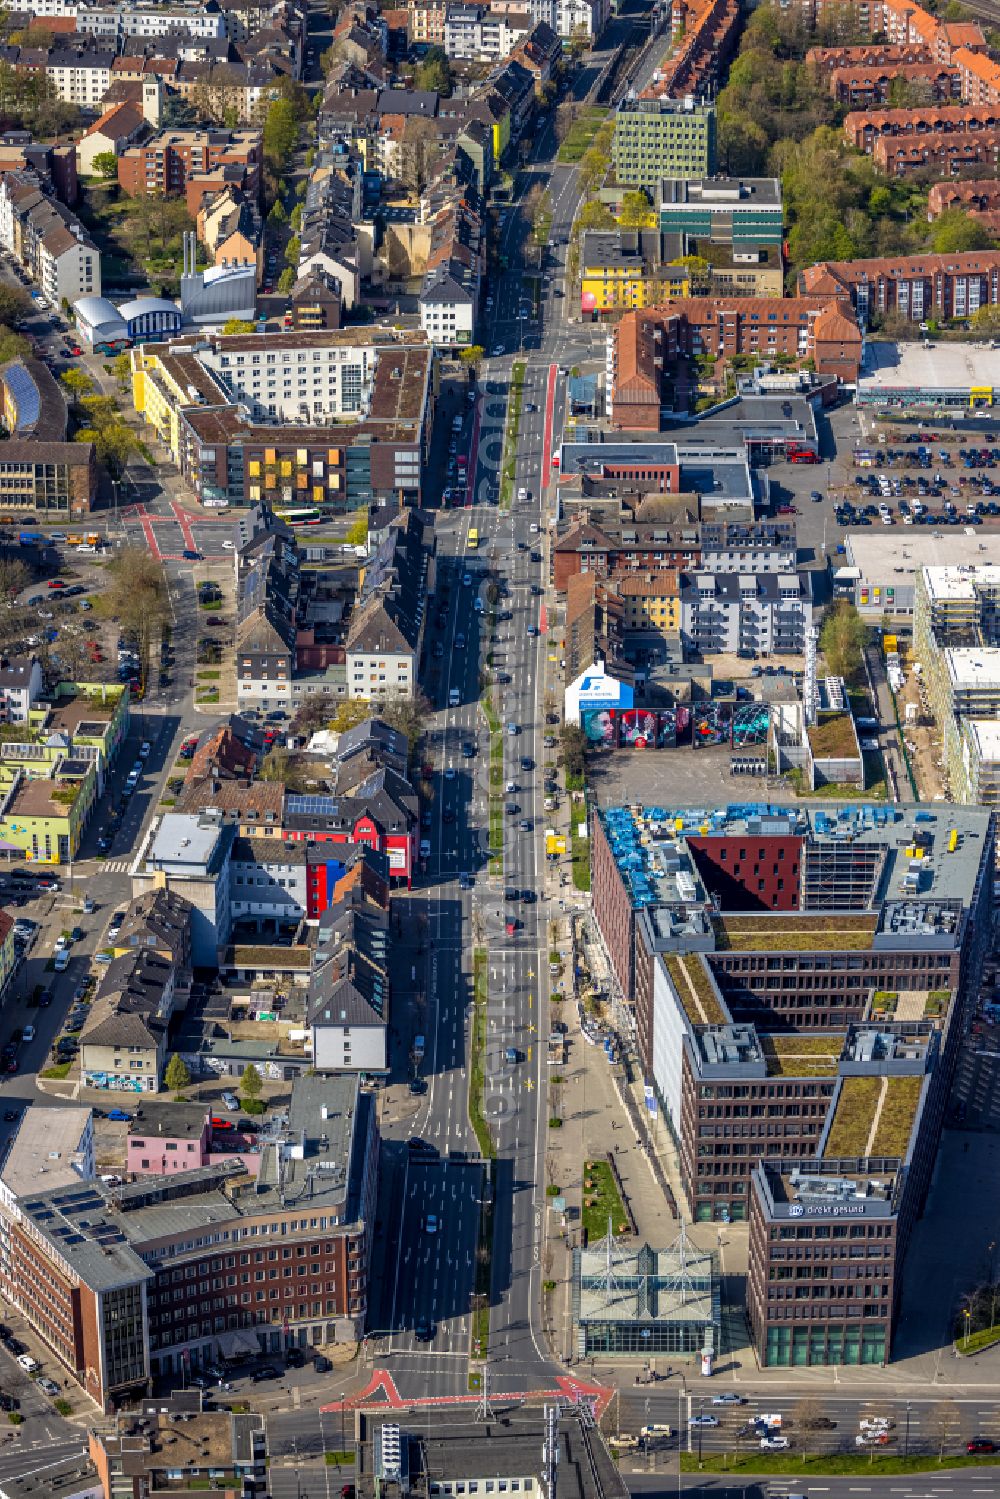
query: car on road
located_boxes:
[968,1439,997,1454]
[801,1415,836,1430]
[222,1091,239,1110]
[424,1213,438,1233]
[711,1393,745,1405]
[856,1433,891,1447]
[504,887,520,901]
[491,345,503,357]
[507,722,519,736]
[37,1377,60,1396]
[414,1321,435,1342]
[690,1415,719,1428]
[250,1365,278,1383]
[139,741,151,758]
[518,818,532,831]
[760,1436,790,1451]
[15,1354,38,1373]
[284,1348,305,1368]
[107,1109,132,1123]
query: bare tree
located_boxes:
[794,1397,831,1456]
[925,1400,960,1461]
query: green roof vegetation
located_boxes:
[825,1076,882,1157]
[925,990,950,1019]
[808,712,859,760]
[665,951,726,1026]
[714,914,877,952]
[871,991,898,1018]
[761,1033,844,1078]
[870,1075,923,1158]
[225,946,311,969]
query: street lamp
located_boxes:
[904,1401,911,1459]
[340,1391,346,1461]
[964,1307,972,1350]
[697,1399,705,1467]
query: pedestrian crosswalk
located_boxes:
[100,858,131,873]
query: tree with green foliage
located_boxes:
[618,190,650,228]
[101,547,168,690]
[91,150,119,181]
[460,345,484,370]
[222,318,256,335]
[0,283,28,327]
[574,199,616,233]
[112,352,132,396]
[330,700,373,733]
[61,367,94,414]
[277,266,295,293]
[165,1053,190,1095]
[289,203,302,233]
[240,1063,263,1105]
[414,45,452,95]
[267,199,288,227]
[929,208,994,255]
[819,600,868,681]
[560,724,587,783]
[283,236,300,268]
[263,97,299,164]
[345,509,368,547]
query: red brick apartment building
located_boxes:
[844,102,1000,151]
[806,43,934,72]
[874,127,1000,174]
[928,178,1000,234]
[0,1077,376,1409]
[801,250,1000,324]
[118,127,262,201]
[611,300,862,428]
[829,62,960,105]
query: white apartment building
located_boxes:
[443,3,530,59]
[419,263,477,347]
[45,50,114,108]
[198,334,378,423]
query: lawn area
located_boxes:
[557,108,607,162]
[681,1453,1000,1477]
[482,689,504,877]
[871,1074,923,1155]
[571,832,591,891]
[469,948,495,1160]
[498,362,525,510]
[582,1158,628,1243]
[956,1323,1000,1354]
[41,1062,72,1080]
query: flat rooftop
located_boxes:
[0,1106,90,1199]
[46,696,115,737]
[859,339,1000,395]
[968,717,1000,760]
[761,1032,844,1077]
[846,530,1000,580]
[7,776,83,817]
[664,951,727,1026]
[922,562,1000,603]
[659,176,782,208]
[824,1073,925,1159]
[600,802,992,917]
[762,1158,900,1219]
[945,646,1000,690]
[807,711,861,759]
[714,914,879,951]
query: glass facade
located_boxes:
[765,1322,886,1367]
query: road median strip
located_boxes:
[681,1452,1000,1476]
[498,362,526,511]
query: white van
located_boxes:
[449,688,460,707]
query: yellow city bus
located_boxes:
[468,528,479,550]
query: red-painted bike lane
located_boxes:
[541,363,557,491]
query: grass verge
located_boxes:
[956,1324,1000,1355]
[556,108,607,162]
[681,1454,1000,1477]
[41,1062,72,1079]
[571,832,591,891]
[325,1451,353,1467]
[470,948,495,1160]
[499,362,526,510]
[482,689,504,877]
[582,1157,628,1243]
